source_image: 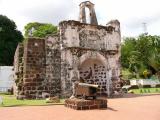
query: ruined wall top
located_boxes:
[79,1,98,25]
[59,20,116,33]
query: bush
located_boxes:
[155,84,160,88]
[142,85,151,88]
[155,89,159,92]
[140,89,143,93]
[143,89,147,93]
[7,87,14,95]
[129,85,139,90]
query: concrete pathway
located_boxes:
[0,94,160,120]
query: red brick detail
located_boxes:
[65,98,107,110]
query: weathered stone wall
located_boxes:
[59,20,121,96]
[13,43,24,96]
[59,20,120,51]
[13,1,121,98]
[79,59,107,95]
[22,38,46,98]
[14,20,121,98]
[60,49,73,97]
[14,37,62,98]
[45,35,61,96]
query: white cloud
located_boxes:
[0,0,160,36]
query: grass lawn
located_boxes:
[130,88,160,94]
[0,93,65,107]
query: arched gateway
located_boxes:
[79,52,110,96]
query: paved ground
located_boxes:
[0,94,160,120]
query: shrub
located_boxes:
[155,84,160,88]
[140,89,143,93]
[129,85,139,90]
[143,89,147,93]
[155,89,159,92]
[7,87,14,95]
[142,85,151,88]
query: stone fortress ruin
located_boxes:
[14,1,121,99]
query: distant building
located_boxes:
[0,66,14,92]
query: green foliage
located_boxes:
[121,34,160,79]
[0,15,23,65]
[131,88,160,94]
[121,69,135,80]
[121,37,137,68]
[24,22,57,38]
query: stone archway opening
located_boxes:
[85,7,90,24]
[79,58,107,96]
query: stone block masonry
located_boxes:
[59,20,121,97]
[65,98,107,110]
[14,38,61,99]
[13,43,24,96]
[23,38,46,98]
[45,35,61,97]
[14,1,121,99]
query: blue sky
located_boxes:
[0,0,160,37]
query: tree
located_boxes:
[24,22,57,38]
[121,37,137,68]
[121,34,160,79]
[0,15,23,66]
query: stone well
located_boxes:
[65,98,107,110]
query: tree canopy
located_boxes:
[24,22,57,38]
[121,34,160,79]
[0,15,23,66]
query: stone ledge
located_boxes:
[65,98,107,110]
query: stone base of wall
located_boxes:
[65,98,107,110]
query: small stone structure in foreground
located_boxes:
[65,98,107,110]
[65,82,107,110]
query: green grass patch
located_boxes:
[130,88,160,94]
[0,93,65,107]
